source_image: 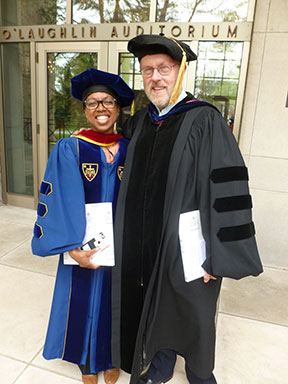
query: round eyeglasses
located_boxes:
[140,64,178,78]
[84,98,117,110]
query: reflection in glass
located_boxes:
[1,0,66,26]
[2,43,33,195]
[73,0,150,23]
[47,53,98,154]
[194,41,243,125]
[118,53,149,127]
[156,0,248,22]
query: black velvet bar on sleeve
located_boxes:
[210,166,249,183]
[217,222,255,242]
[213,195,252,212]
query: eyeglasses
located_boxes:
[84,98,117,110]
[140,64,178,78]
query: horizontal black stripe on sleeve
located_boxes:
[213,195,252,213]
[210,166,248,183]
[217,222,255,242]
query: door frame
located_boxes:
[34,41,108,205]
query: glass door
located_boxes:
[108,41,149,128]
[107,41,198,128]
[36,42,108,185]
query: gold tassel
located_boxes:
[162,35,187,105]
[169,50,187,105]
[130,100,135,116]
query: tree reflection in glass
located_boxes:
[156,0,249,22]
[117,52,149,127]
[194,41,243,125]
[73,0,150,23]
[1,0,66,26]
[47,52,98,154]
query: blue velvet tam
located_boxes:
[71,68,135,107]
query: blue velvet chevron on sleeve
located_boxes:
[31,138,86,256]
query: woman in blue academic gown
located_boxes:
[32,68,134,384]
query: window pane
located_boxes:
[118,53,149,127]
[194,41,243,127]
[73,0,150,23]
[156,0,249,22]
[1,43,33,195]
[47,52,98,154]
[1,0,66,26]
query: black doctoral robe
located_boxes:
[111,95,263,382]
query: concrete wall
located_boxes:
[0,168,2,204]
[239,0,288,269]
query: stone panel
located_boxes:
[250,33,288,158]
[268,0,288,32]
[250,188,288,269]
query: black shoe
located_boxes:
[137,373,173,384]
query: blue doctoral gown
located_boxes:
[32,136,128,373]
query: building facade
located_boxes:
[238,0,288,270]
[0,0,287,270]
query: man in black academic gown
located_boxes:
[111,34,263,384]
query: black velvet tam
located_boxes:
[128,34,197,62]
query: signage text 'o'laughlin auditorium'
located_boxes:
[0,22,252,43]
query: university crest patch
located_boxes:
[82,163,99,182]
[117,166,124,181]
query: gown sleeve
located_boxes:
[31,138,86,256]
[197,108,263,279]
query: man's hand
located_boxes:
[69,247,100,269]
[203,271,217,283]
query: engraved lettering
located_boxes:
[150,25,153,34]
[28,29,35,39]
[212,25,219,38]
[201,25,205,38]
[60,27,66,38]
[3,30,11,40]
[227,25,237,38]
[90,26,97,38]
[82,27,85,38]
[111,26,118,38]
[188,25,195,38]
[38,28,45,39]
[48,28,56,38]
[72,27,77,38]
[159,25,165,34]
[136,26,144,35]
[123,25,130,37]
[171,26,181,37]
[19,29,24,40]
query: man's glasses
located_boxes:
[140,64,178,78]
[84,98,117,110]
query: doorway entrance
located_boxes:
[35,41,149,199]
[1,38,245,208]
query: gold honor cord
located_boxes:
[164,35,187,105]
